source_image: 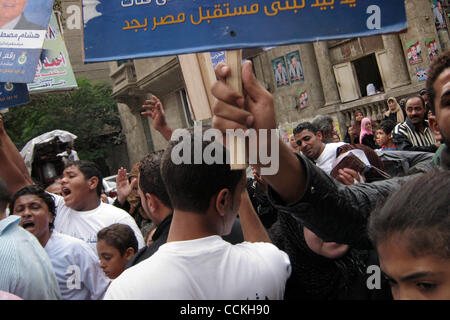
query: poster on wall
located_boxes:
[278,122,298,144]
[426,38,439,61]
[297,89,309,108]
[413,67,429,82]
[272,56,289,88]
[406,40,423,65]
[285,51,304,84]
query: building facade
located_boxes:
[57,0,130,174]
[107,0,448,164]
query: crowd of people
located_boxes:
[0,50,449,300]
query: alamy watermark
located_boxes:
[170,123,280,175]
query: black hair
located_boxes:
[138,151,172,209]
[160,127,244,214]
[65,160,103,197]
[97,223,138,256]
[0,177,10,213]
[426,50,450,114]
[293,122,318,136]
[378,120,396,135]
[368,170,450,259]
[404,95,426,110]
[10,185,56,231]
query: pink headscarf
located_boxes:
[359,117,373,144]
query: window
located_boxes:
[179,89,195,127]
[353,53,384,97]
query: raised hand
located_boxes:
[141,95,173,141]
[116,167,132,205]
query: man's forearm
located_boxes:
[261,138,306,204]
[157,125,173,142]
[0,130,31,181]
[238,190,271,243]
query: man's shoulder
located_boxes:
[98,202,132,217]
[15,14,46,30]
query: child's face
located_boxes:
[378,235,450,300]
[375,129,389,146]
[97,240,130,279]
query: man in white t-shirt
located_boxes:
[104,129,291,300]
[293,122,346,174]
[0,119,144,254]
[54,160,145,254]
[57,146,80,165]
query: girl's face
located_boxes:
[365,121,372,131]
[97,240,134,279]
[355,112,364,122]
[378,235,450,300]
[388,100,396,111]
[13,194,52,245]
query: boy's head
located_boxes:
[375,120,396,147]
[60,160,103,210]
[160,127,245,235]
[97,223,138,279]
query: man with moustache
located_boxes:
[0,0,46,30]
[392,95,439,152]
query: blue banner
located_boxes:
[0,0,54,83]
[82,0,407,63]
[0,82,30,109]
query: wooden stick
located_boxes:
[178,50,247,170]
[178,53,212,121]
[225,50,247,170]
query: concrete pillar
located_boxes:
[313,41,341,106]
[381,34,411,89]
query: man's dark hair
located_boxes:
[138,150,172,209]
[97,223,138,256]
[293,122,318,136]
[65,160,103,197]
[160,128,244,214]
[0,177,10,213]
[368,170,450,259]
[378,120,396,135]
[10,185,56,230]
[311,115,334,143]
[426,50,450,114]
[404,95,426,110]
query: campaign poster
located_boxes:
[28,12,78,93]
[406,40,423,65]
[0,82,29,109]
[297,89,309,108]
[285,51,304,84]
[0,0,54,83]
[81,0,408,63]
[426,38,439,61]
[272,56,289,88]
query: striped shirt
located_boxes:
[393,119,436,148]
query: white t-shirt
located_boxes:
[104,235,291,300]
[45,231,111,300]
[52,194,145,254]
[315,142,347,174]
